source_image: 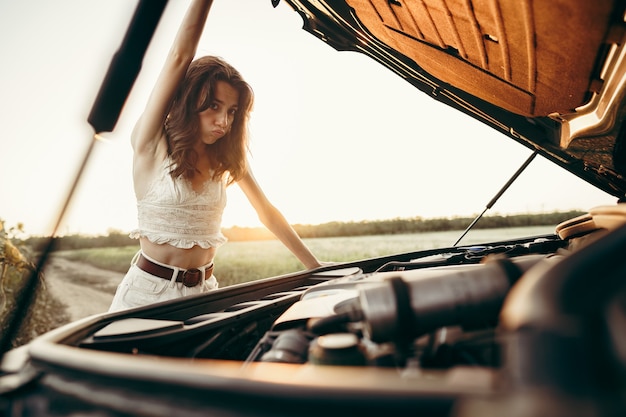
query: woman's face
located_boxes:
[197,81,239,145]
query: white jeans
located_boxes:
[108,252,218,312]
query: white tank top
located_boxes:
[130,159,227,249]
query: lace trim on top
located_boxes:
[130,160,227,249]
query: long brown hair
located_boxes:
[165,56,254,185]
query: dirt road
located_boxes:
[43,255,124,322]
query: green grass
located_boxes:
[55,245,140,273]
[53,226,556,288]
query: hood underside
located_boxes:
[283,0,626,198]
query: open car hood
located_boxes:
[283,0,626,198]
[4,2,626,417]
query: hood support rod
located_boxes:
[0,0,168,357]
[453,150,538,246]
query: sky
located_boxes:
[0,0,617,237]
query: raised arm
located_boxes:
[237,169,322,270]
[132,0,214,165]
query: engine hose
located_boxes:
[357,254,546,343]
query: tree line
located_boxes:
[22,210,584,252]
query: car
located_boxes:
[1,0,626,416]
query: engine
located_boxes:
[245,251,555,370]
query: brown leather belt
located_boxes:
[136,254,214,287]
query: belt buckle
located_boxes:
[181,268,202,287]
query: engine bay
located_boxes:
[77,235,567,373]
[8,221,626,416]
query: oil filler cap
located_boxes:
[309,333,366,366]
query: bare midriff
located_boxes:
[139,237,217,269]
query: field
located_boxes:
[55,226,555,287]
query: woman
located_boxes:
[109,0,322,312]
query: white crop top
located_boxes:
[130,159,228,249]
